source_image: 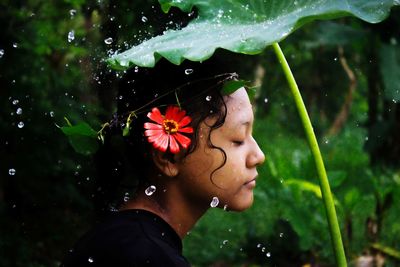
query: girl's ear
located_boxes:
[151,149,179,177]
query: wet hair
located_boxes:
[95,56,243,212]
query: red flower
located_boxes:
[144,106,193,154]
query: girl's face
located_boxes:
[176,88,265,211]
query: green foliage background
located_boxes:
[0,0,399,266]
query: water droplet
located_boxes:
[261,247,266,252]
[104,37,113,45]
[205,95,212,101]
[279,232,284,238]
[184,68,193,75]
[365,136,369,141]
[17,121,24,128]
[9,168,16,175]
[210,196,219,207]
[134,66,139,73]
[16,108,22,115]
[88,257,94,263]
[264,98,268,103]
[12,99,19,105]
[257,243,262,248]
[141,16,148,23]
[222,240,228,245]
[12,43,18,48]
[50,111,55,117]
[334,57,338,61]
[145,185,156,196]
[0,49,4,58]
[69,9,76,17]
[266,252,271,257]
[223,204,228,210]
[68,31,75,43]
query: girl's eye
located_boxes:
[232,140,244,146]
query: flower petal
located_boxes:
[178,116,191,128]
[144,122,163,130]
[169,135,180,154]
[174,133,191,149]
[147,107,164,124]
[178,126,193,133]
[155,134,169,152]
[144,129,164,137]
[147,131,164,143]
[165,106,186,122]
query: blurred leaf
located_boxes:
[327,170,347,188]
[304,21,366,48]
[285,178,323,198]
[380,43,400,101]
[371,243,400,259]
[108,0,399,69]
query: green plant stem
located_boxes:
[272,42,347,267]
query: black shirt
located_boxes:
[61,209,190,267]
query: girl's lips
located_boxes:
[244,177,257,188]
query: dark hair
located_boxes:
[95,56,243,213]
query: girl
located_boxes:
[61,56,265,266]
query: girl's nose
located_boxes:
[247,136,265,168]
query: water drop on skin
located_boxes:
[145,185,156,196]
[104,37,113,45]
[210,196,219,207]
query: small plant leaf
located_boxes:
[108,0,399,69]
[60,122,98,156]
[221,80,247,95]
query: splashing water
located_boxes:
[104,37,113,45]
[145,185,156,196]
[210,196,219,207]
[184,68,193,75]
[67,31,75,43]
[9,168,16,176]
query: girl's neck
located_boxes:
[120,183,208,239]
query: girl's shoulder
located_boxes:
[61,209,190,267]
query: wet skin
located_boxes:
[122,87,265,238]
[175,87,266,211]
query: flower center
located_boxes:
[163,119,179,134]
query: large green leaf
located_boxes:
[108,0,399,69]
